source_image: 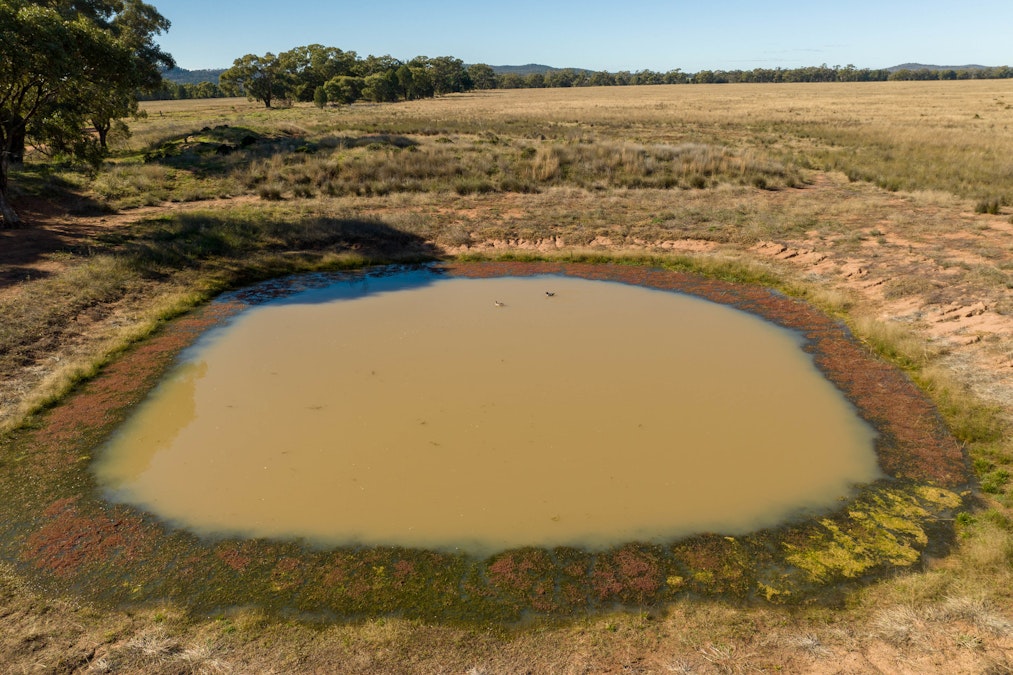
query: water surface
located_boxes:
[95,270,881,554]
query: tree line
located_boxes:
[209,45,476,108]
[150,56,1013,104]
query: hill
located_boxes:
[887,62,990,72]
[162,67,226,85]
[489,64,593,76]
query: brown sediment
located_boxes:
[0,262,970,621]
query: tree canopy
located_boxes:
[219,48,476,108]
[0,0,173,226]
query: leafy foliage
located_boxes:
[0,0,172,225]
[220,47,475,108]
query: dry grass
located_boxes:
[2,81,1013,671]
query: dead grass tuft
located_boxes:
[874,605,928,646]
[932,597,1013,636]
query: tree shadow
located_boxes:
[0,190,112,288]
[97,212,440,275]
[142,125,419,176]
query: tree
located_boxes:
[498,73,524,89]
[323,76,363,105]
[87,1,171,150]
[467,64,498,90]
[395,64,415,100]
[313,86,328,108]
[361,71,400,103]
[0,0,172,226]
[428,56,472,95]
[524,73,545,88]
[356,54,403,77]
[279,44,357,102]
[220,53,287,108]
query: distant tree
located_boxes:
[630,70,664,86]
[313,85,328,108]
[0,0,173,226]
[361,71,400,102]
[323,75,363,104]
[394,64,415,99]
[279,44,358,102]
[428,56,472,95]
[90,90,138,151]
[356,54,403,77]
[220,53,288,108]
[408,66,435,99]
[524,72,545,88]
[545,69,576,88]
[498,73,524,89]
[467,63,498,90]
[664,69,689,84]
[190,81,222,98]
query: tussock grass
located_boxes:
[850,314,938,372]
[91,164,175,206]
[119,82,1013,211]
[110,128,800,206]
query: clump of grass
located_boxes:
[975,197,1004,215]
[91,164,174,207]
[257,183,285,201]
[453,177,496,195]
[850,315,936,372]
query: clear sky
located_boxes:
[154,0,1013,72]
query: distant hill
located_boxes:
[489,64,593,76]
[887,63,990,72]
[162,67,225,85]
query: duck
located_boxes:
[545,291,555,297]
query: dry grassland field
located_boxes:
[1,80,1013,673]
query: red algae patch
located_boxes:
[0,263,970,621]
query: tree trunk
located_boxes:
[97,124,109,151]
[2,116,26,164]
[0,155,21,227]
[0,190,20,227]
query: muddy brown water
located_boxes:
[94,269,881,555]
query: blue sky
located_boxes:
[154,0,1013,72]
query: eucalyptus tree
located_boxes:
[220,53,288,108]
[467,63,498,90]
[0,0,173,226]
[278,44,358,102]
[323,76,364,105]
[427,56,472,95]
